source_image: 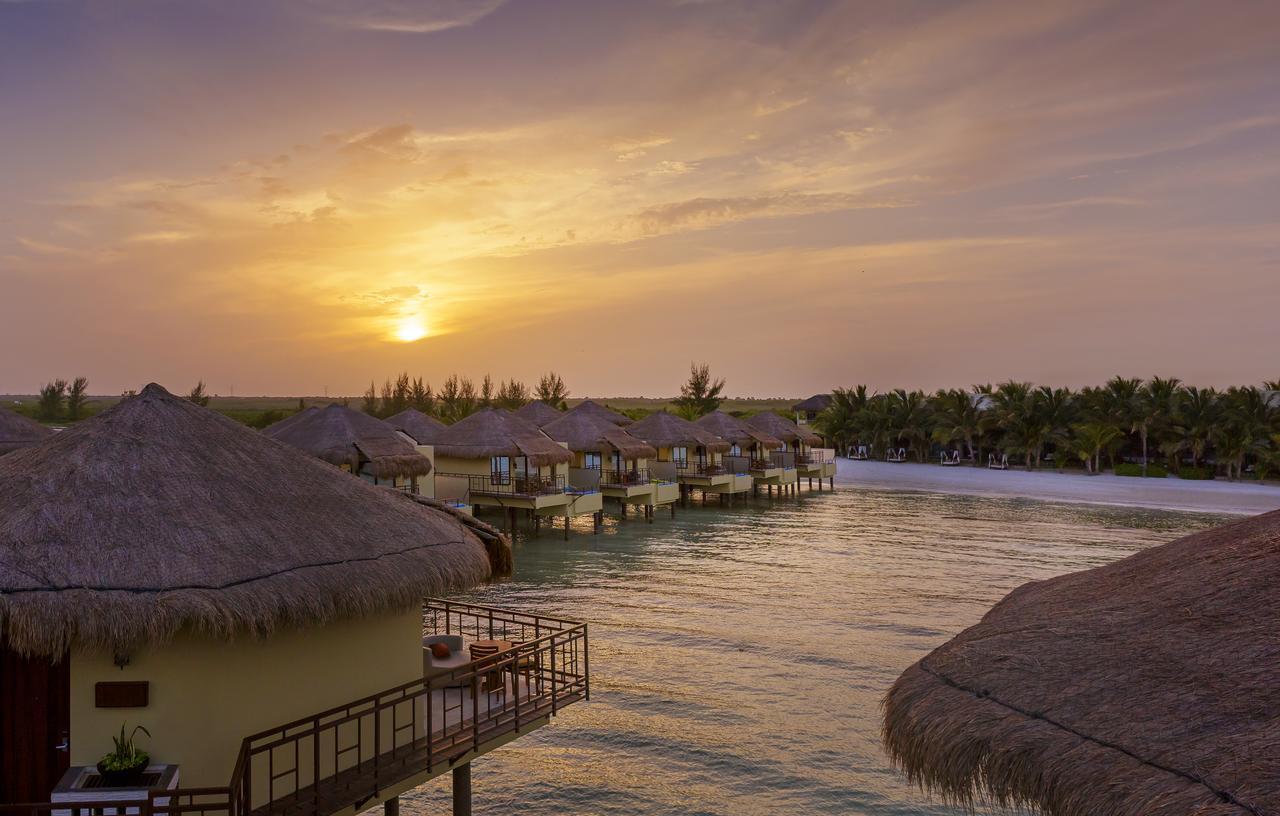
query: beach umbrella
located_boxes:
[882,510,1280,816]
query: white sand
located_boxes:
[835,459,1280,516]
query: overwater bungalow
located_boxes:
[542,410,678,520]
[693,410,789,495]
[626,411,749,503]
[0,405,54,456]
[0,384,587,815]
[264,402,432,494]
[565,399,632,426]
[513,400,563,428]
[386,407,449,445]
[884,509,1279,816]
[746,410,836,490]
[430,408,601,535]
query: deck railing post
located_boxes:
[583,625,590,701]
[550,633,558,715]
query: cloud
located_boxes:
[297,0,507,33]
[631,192,911,234]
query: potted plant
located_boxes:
[96,723,152,787]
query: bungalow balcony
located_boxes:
[598,467,655,500]
[6,600,588,816]
[677,462,752,495]
[794,449,837,477]
[436,472,572,512]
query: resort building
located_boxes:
[564,399,632,426]
[541,410,678,520]
[430,408,602,535]
[386,407,449,444]
[0,405,53,456]
[264,402,432,494]
[693,410,791,495]
[0,384,587,815]
[746,411,836,490]
[626,411,749,503]
[513,400,563,428]
[792,394,832,427]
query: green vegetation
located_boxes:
[187,380,211,407]
[1177,466,1215,480]
[99,723,150,772]
[818,377,1280,481]
[672,362,725,419]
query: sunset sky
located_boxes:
[2,0,1277,397]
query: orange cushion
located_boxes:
[429,642,451,659]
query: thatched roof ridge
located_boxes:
[567,400,632,426]
[694,410,782,448]
[542,411,655,459]
[627,411,730,452]
[792,394,832,412]
[0,384,494,658]
[385,408,448,445]
[432,409,572,466]
[265,403,431,479]
[746,411,821,445]
[883,510,1280,816]
[0,407,54,456]
[514,400,563,427]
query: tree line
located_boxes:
[816,378,1280,480]
[360,372,570,422]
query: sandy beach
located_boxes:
[836,459,1280,516]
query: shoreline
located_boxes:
[834,459,1280,516]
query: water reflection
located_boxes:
[401,488,1222,815]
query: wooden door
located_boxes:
[0,645,70,803]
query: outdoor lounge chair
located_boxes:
[423,634,470,680]
[988,453,1009,470]
[852,445,869,460]
[940,450,961,466]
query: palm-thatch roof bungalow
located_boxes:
[792,393,832,425]
[626,412,750,500]
[883,510,1280,816]
[430,409,601,531]
[746,411,835,488]
[513,400,563,427]
[264,402,431,493]
[542,411,677,517]
[0,406,54,456]
[0,384,588,814]
[566,399,632,426]
[385,407,448,445]
[694,411,789,490]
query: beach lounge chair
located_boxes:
[941,450,961,466]
[988,453,1009,470]
[887,448,906,463]
[852,445,869,460]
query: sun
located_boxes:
[394,315,429,343]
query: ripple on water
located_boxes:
[397,487,1222,816]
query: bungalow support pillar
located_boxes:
[385,796,399,816]
[453,763,472,816]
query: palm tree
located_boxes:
[930,389,982,464]
[1035,386,1075,469]
[1217,386,1274,479]
[1140,377,1183,476]
[1179,386,1219,468]
[1101,376,1142,471]
[887,389,932,462]
[1072,422,1122,474]
[818,386,872,455]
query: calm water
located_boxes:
[402,487,1222,815]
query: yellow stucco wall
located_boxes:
[70,606,423,788]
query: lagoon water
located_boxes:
[401,487,1221,815]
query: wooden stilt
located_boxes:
[453,764,472,816]
[385,797,399,816]
[564,514,570,540]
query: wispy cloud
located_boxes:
[297,0,507,33]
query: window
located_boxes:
[584,451,602,470]
[490,456,511,484]
[671,446,688,467]
[730,443,741,457]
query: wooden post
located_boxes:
[564,513,570,540]
[453,763,472,816]
[384,796,399,816]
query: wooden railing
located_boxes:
[436,472,567,499]
[5,601,587,816]
[600,468,649,487]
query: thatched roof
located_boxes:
[746,411,821,445]
[385,408,448,445]
[264,403,432,479]
[513,400,563,427]
[883,510,1280,816]
[0,384,499,658]
[694,410,782,448]
[627,411,730,452]
[0,407,54,456]
[542,411,655,459]
[792,394,832,412]
[432,409,572,466]
[567,400,632,426]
